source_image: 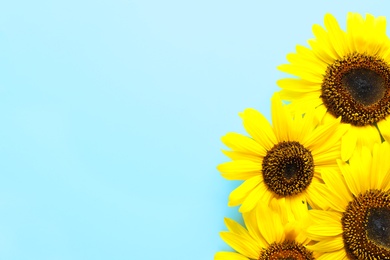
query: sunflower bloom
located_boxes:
[217,93,349,213]
[306,142,390,259]
[215,200,319,259]
[278,13,390,160]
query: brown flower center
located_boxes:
[262,141,314,197]
[367,207,390,249]
[259,240,314,260]
[321,53,390,126]
[342,189,390,259]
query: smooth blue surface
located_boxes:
[0,1,389,259]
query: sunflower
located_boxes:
[215,199,319,259]
[278,13,390,160]
[217,93,349,213]
[306,142,390,259]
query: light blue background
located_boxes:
[0,1,388,259]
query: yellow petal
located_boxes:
[303,117,346,154]
[218,160,261,180]
[277,78,321,92]
[222,132,266,157]
[312,149,340,166]
[307,236,344,252]
[287,195,308,221]
[341,128,357,161]
[306,180,345,211]
[224,218,252,241]
[242,210,267,248]
[376,117,390,142]
[338,159,360,197]
[349,145,372,192]
[311,24,337,62]
[271,93,291,141]
[291,108,317,142]
[306,224,342,240]
[373,142,390,191]
[220,232,260,259]
[239,109,277,150]
[309,210,342,225]
[239,185,264,213]
[354,125,382,150]
[317,250,347,260]
[324,13,346,58]
[229,176,261,206]
[214,252,249,260]
[222,150,261,162]
[255,203,284,245]
[278,64,324,83]
[320,169,352,208]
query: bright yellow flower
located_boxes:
[278,13,390,160]
[215,200,319,259]
[218,93,348,213]
[306,142,390,259]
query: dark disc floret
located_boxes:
[321,53,390,126]
[262,141,314,197]
[259,240,314,260]
[342,189,390,259]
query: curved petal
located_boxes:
[239,109,277,150]
[224,218,253,242]
[307,236,344,252]
[220,232,260,259]
[218,160,261,180]
[228,176,261,206]
[239,185,264,213]
[222,132,267,157]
